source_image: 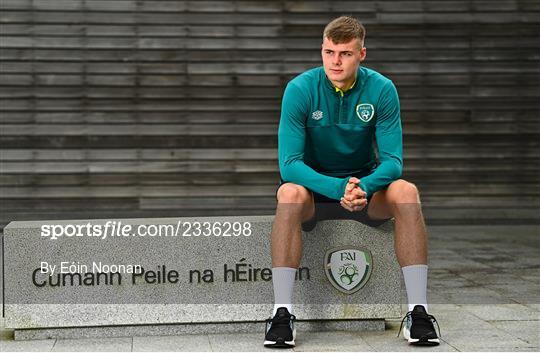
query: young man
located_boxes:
[263,16,440,348]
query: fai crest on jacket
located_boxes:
[356,103,374,122]
[324,247,373,294]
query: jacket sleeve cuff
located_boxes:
[359,180,372,199]
[333,178,350,201]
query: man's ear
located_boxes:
[360,47,367,61]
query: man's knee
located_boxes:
[277,183,312,204]
[387,179,420,203]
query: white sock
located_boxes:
[402,264,428,313]
[272,267,296,316]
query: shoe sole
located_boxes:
[403,326,440,346]
[263,329,296,348]
[263,339,295,348]
[408,338,440,346]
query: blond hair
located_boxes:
[323,16,365,47]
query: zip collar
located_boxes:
[335,79,356,97]
[322,66,364,97]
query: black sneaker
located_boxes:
[398,305,441,346]
[264,307,296,348]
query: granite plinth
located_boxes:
[4,216,400,332]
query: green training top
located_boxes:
[278,66,403,200]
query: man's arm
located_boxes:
[358,80,403,198]
[278,82,349,200]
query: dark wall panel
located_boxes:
[1,0,539,226]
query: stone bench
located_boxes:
[3,216,400,340]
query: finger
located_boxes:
[353,188,367,199]
[340,197,354,210]
[341,197,353,207]
[345,189,364,202]
[351,198,367,207]
[344,193,352,201]
[348,177,360,184]
[340,200,354,212]
[345,193,358,202]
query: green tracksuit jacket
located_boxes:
[278,66,403,200]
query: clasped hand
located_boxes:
[340,177,367,212]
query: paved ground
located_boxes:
[1,225,539,352]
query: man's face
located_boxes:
[321,37,366,85]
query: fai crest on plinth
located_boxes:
[324,247,373,294]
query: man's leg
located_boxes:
[366,180,439,345]
[366,179,428,311]
[264,183,315,348]
[270,183,315,315]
